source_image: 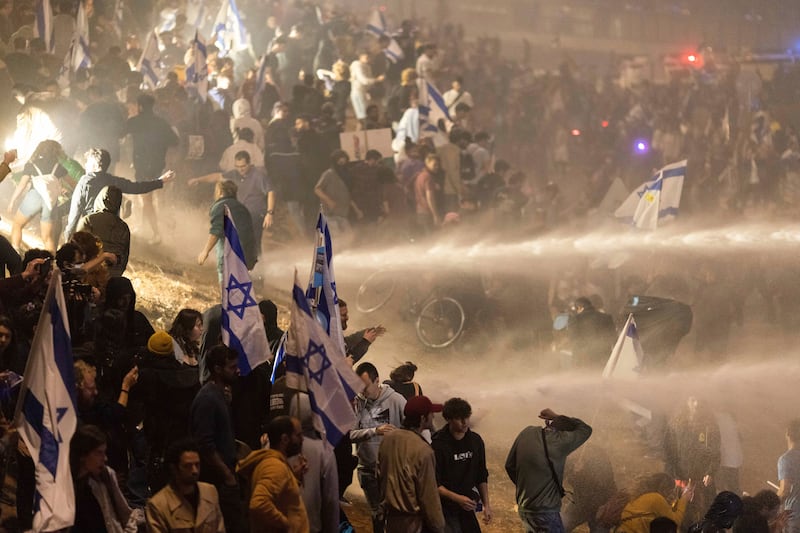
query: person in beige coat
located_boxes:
[146,438,225,533]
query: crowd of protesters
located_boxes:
[2,0,800,532]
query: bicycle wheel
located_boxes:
[356,270,397,313]
[415,296,466,349]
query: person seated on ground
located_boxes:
[687,491,743,533]
[168,309,204,367]
[383,361,422,400]
[616,473,695,533]
[70,424,139,533]
[76,185,130,277]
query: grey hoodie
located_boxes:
[230,98,265,150]
[350,385,406,468]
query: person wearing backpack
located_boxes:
[613,473,695,533]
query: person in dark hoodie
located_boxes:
[104,277,155,350]
[64,147,174,241]
[76,185,130,277]
[687,491,743,533]
[132,330,200,493]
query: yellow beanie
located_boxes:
[147,330,174,356]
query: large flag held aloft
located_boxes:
[602,313,644,379]
[221,205,269,376]
[185,30,209,101]
[305,212,346,354]
[14,268,78,532]
[285,272,363,448]
[71,0,91,71]
[138,30,163,89]
[418,78,452,136]
[615,159,687,230]
[213,0,249,56]
[365,9,404,64]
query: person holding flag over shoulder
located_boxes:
[615,160,688,230]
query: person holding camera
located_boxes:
[505,408,593,533]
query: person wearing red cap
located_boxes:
[378,395,446,533]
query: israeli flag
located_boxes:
[156,7,178,32]
[137,31,163,89]
[221,205,269,376]
[615,159,687,230]
[602,313,644,378]
[185,30,209,102]
[285,272,363,448]
[306,212,346,354]
[34,0,54,52]
[366,9,404,64]
[418,78,452,136]
[57,41,73,89]
[71,1,91,71]
[213,0,249,56]
[14,268,78,532]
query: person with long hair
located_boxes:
[168,309,203,367]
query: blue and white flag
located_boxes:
[614,159,687,230]
[418,78,452,135]
[14,268,78,532]
[603,313,644,379]
[221,205,269,376]
[185,30,209,101]
[156,7,178,32]
[137,31,163,89]
[57,40,73,89]
[306,212,345,354]
[71,1,91,71]
[34,0,54,52]
[366,9,403,64]
[285,272,363,448]
[213,0,249,56]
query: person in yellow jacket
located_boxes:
[616,473,695,533]
[237,416,310,533]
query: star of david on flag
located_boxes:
[305,212,346,354]
[615,159,687,230]
[221,205,269,376]
[285,272,364,448]
[14,268,78,532]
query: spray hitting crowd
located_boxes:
[1,0,800,532]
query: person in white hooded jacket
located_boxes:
[230,98,265,151]
[350,362,406,533]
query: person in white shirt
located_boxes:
[350,51,384,128]
[443,77,475,117]
[416,43,439,82]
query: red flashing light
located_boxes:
[601,120,609,128]
[687,54,697,63]
[571,129,581,136]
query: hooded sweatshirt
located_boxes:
[77,186,130,277]
[349,385,406,468]
[237,448,310,533]
[230,98,265,150]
